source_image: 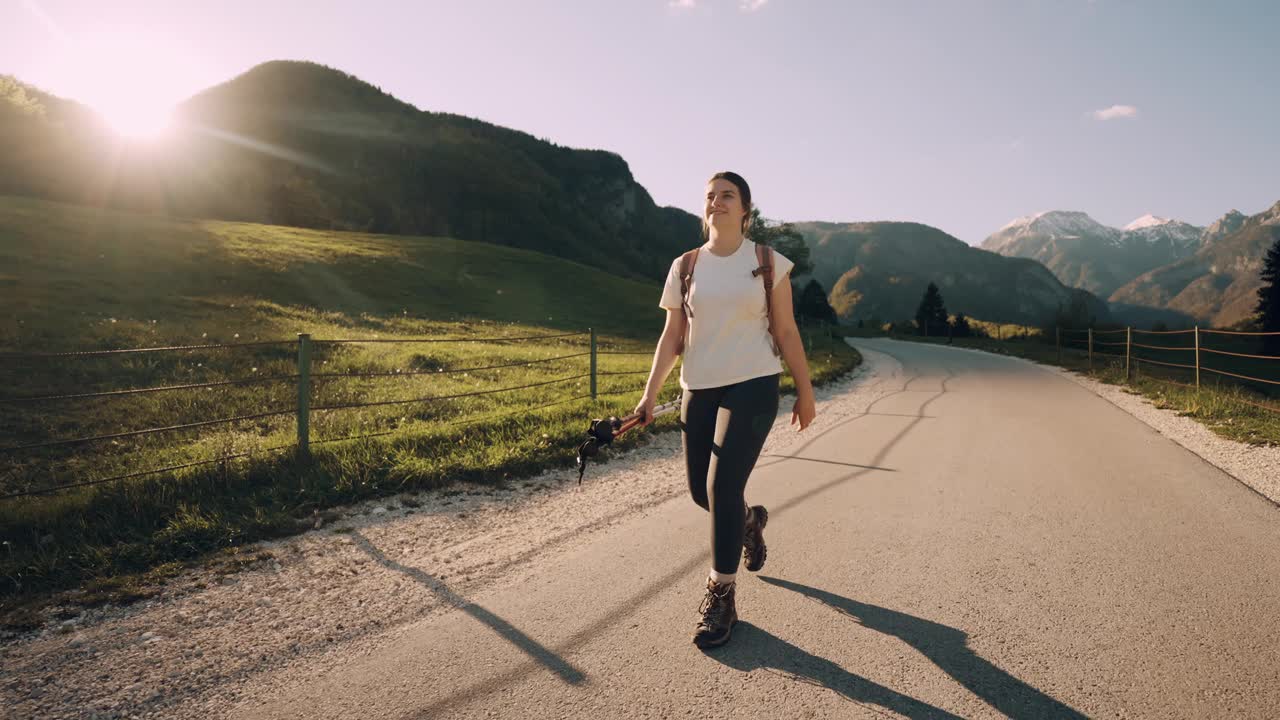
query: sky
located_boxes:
[4,0,1279,243]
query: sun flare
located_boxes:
[98,97,174,139]
[59,27,187,140]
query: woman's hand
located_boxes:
[633,394,656,427]
[791,392,816,431]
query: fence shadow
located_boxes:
[350,530,586,685]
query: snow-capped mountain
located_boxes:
[1124,214,1171,230]
[980,210,1205,298]
[1119,215,1203,253]
[984,211,1121,254]
[1111,200,1280,327]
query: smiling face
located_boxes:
[704,177,749,235]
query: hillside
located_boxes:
[793,221,1110,326]
[1109,201,1280,327]
[0,62,701,283]
[0,195,668,353]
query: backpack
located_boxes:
[674,242,781,358]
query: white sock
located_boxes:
[709,569,736,585]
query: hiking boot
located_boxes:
[692,578,737,649]
[743,505,769,572]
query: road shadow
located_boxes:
[350,530,586,685]
[707,620,967,718]
[760,577,1088,719]
[760,454,897,472]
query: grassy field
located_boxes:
[0,196,862,619]
[881,330,1280,447]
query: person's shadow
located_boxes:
[742,576,1088,719]
[707,619,968,719]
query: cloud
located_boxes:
[1091,104,1139,120]
[668,0,696,8]
[740,0,769,10]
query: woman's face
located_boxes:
[704,178,747,234]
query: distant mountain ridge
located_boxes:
[1110,201,1280,327]
[793,220,1110,327]
[980,210,1207,299]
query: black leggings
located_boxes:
[680,373,780,574]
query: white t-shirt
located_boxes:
[659,240,794,390]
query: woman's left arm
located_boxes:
[769,277,817,431]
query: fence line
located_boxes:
[0,443,296,501]
[309,351,592,380]
[0,340,294,360]
[314,330,589,345]
[1135,357,1198,371]
[309,372,592,413]
[1055,325,1279,399]
[0,327,662,500]
[1200,347,1280,361]
[0,374,299,405]
[0,408,296,454]
[1201,328,1275,336]
[1201,366,1280,386]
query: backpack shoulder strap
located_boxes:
[753,243,781,356]
[753,243,775,322]
[674,248,700,356]
[678,248,700,319]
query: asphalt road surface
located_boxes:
[236,339,1280,719]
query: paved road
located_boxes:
[237,339,1280,719]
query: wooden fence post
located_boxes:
[297,333,312,458]
[1088,328,1093,371]
[1194,326,1201,389]
[589,327,597,400]
[1125,327,1131,381]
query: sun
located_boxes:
[60,27,185,139]
[98,97,174,139]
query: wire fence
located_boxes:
[0,328,660,500]
[1056,326,1280,411]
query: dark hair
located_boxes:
[702,171,753,240]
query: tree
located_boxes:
[748,208,813,277]
[1256,234,1280,353]
[794,278,838,326]
[951,313,973,338]
[914,282,949,336]
[1042,291,1096,337]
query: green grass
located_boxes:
[882,330,1280,447]
[0,196,862,620]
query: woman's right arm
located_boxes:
[634,308,686,425]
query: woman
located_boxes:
[634,171,817,649]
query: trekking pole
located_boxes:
[575,398,680,484]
